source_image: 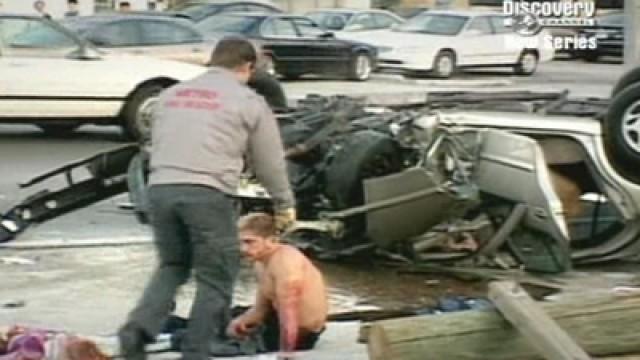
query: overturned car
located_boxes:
[1,88,639,274]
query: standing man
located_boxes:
[248,69,288,111]
[65,0,79,17]
[227,213,328,354]
[118,1,131,12]
[33,0,51,19]
[118,36,296,360]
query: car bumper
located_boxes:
[377,52,432,72]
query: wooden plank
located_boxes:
[364,290,640,360]
[488,281,591,360]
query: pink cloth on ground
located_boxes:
[0,331,47,360]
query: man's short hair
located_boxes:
[68,0,78,4]
[208,36,257,70]
[238,212,277,238]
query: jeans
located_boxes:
[123,184,240,360]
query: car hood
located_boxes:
[347,29,452,50]
[100,52,206,81]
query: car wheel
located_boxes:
[86,145,139,179]
[326,130,404,209]
[281,72,303,80]
[348,52,373,81]
[122,84,165,142]
[514,50,538,76]
[262,54,276,76]
[604,82,640,184]
[582,52,600,63]
[127,151,150,224]
[37,124,80,136]
[431,50,456,78]
[611,67,640,97]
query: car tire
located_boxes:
[603,82,640,184]
[37,124,80,136]
[326,130,403,209]
[121,83,165,142]
[611,67,640,97]
[281,72,303,80]
[261,54,276,76]
[348,52,373,81]
[582,52,600,63]
[514,50,538,76]
[86,145,139,179]
[431,50,456,78]
[325,130,404,235]
[126,151,150,224]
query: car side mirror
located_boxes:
[318,31,335,39]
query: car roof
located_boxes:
[63,14,189,22]
[217,12,269,18]
[306,8,355,14]
[179,0,280,9]
[61,14,198,29]
[221,12,305,18]
[307,8,401,15]
[0,13,43,19]
[422,9,504,17]
[182,0,276,3]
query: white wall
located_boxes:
[0,0,95,18]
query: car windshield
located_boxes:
[394,13,467,35]
[5,20,77,48]
[174,4,222,21]
[195,15,259,34]
[307,11,353,30]
[59,18,103,36]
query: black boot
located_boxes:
[117,323,149,360]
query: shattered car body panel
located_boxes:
[2,92,639,274]
[0,145,139,242]
[431,110,640,267]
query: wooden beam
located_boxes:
[488,281,591,360]
[365,290,640,360]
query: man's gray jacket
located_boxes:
[148,67,294,210]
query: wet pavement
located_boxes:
[0,245,488,332]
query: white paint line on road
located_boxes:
[0,235,152,250]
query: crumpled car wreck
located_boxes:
[1,91,639,274]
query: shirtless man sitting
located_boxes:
[226,212,328,354]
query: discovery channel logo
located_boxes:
[503,0,596,36]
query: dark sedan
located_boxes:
[170,1,281,22]
[196,13,377,81]
[574,12,624,62]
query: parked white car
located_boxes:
[347,10,555,78]
[0,14,206,140]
